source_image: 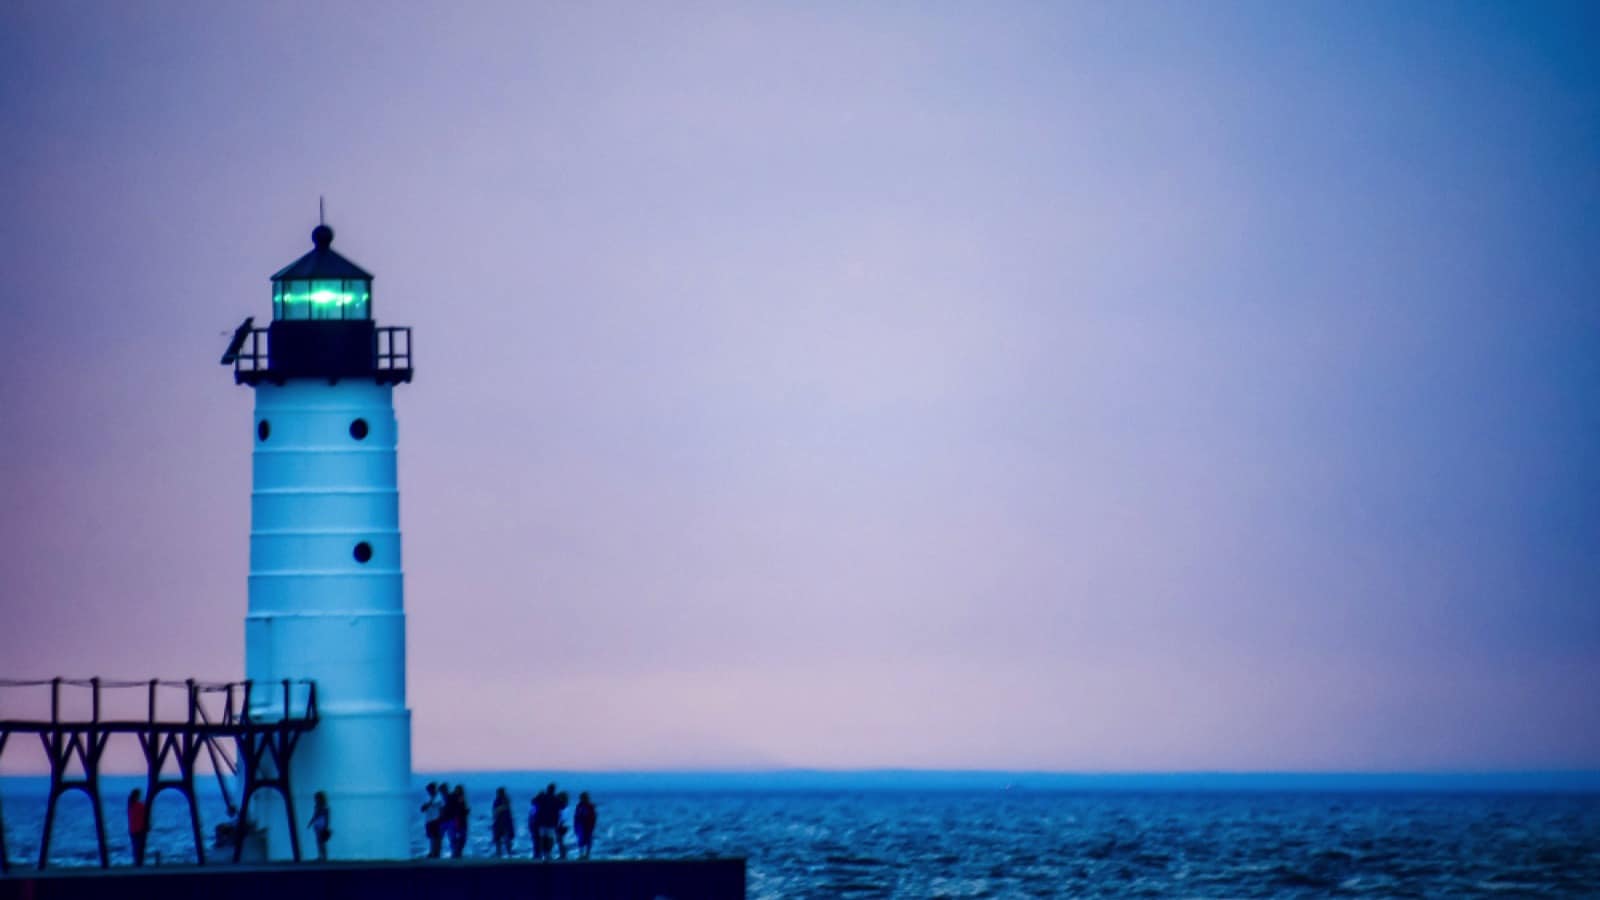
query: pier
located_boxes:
[0,677,319,870]
[0,857,747,900]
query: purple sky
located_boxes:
[2,2,1598,773]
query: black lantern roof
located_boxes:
[270,225,374,282]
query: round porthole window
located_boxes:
[257,420,270,441]
[353,541,373,563]
[350,418,369,440]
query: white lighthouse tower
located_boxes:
[223,222,414,860]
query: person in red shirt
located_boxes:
[126,789,150,866]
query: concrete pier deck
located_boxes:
[0,857,746,900]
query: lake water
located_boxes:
[3,778,1597,898]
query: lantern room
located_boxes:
[224,222,411,386]
[271,224,373,320]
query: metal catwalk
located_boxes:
[0,677,318,871]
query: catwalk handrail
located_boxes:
[0,677,319,732]
[229,325,413,378]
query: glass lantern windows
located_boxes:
[273,278,372,321]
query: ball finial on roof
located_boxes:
[312,224,335,249]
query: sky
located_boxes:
[1,1,1598,774]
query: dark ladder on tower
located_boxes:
[0,677,319,871]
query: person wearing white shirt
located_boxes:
[420,782,445,858]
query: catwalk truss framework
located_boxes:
[0,677,319,872]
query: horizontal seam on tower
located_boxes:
[251,525,400,530]
[248,569,402,576]
[252,448,395,454]
[251,531,400,537]
[252,488,398,495]
[244,608,406,614]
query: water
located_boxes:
[3,782,1597,898]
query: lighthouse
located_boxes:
[222,222,414,860]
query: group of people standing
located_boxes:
[123,782,598,864]
[423,782,596,860]
[420,782,473,858]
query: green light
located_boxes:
[274,277,371,320]
[279,290,369,306]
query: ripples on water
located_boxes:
[3,790,1597,898]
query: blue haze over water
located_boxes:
[2,772,1597,898]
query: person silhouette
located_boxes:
[492,787,514,857]
[421,782,444,858]
[448,785,470,858]
[127,789,150,866]
[573,792,597,859]
[308,791,331,861]
[533,783,559,860]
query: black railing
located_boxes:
[0,676,318,732]
[232,327,269,379]
[229,325,413,384]
[376,326,412,377]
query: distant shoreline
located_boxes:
[3,770,1598,795]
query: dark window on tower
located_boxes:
[350,418,369,440]
[257,420,270,441]
[353,541,373,564]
